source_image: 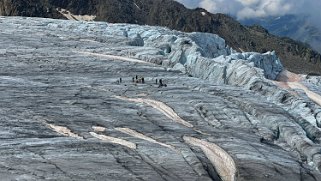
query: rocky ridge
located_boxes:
[1,16,321,180]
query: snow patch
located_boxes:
[184,136,237,181]
[89,132,136,149]
[47,124,83,139]
[57,8,96,21]
[114,96,194,128]
[115,128,176,150]
[77,51,153,64]
[92,126,106,132]
[289,82,321,107]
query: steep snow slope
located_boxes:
[1,16,321,180]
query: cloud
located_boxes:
[176,0,320,20]
[236,0,293,19]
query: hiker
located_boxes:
[158,79,163,88]
[135,75,138,80]
[132,77,135,82]
[120,78,122,83]
[142,77,145,84]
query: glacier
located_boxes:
[1,16,321,180]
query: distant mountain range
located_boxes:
[241,15,321,54]
[1,0,321,74]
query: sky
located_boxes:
[175,0,321,25]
